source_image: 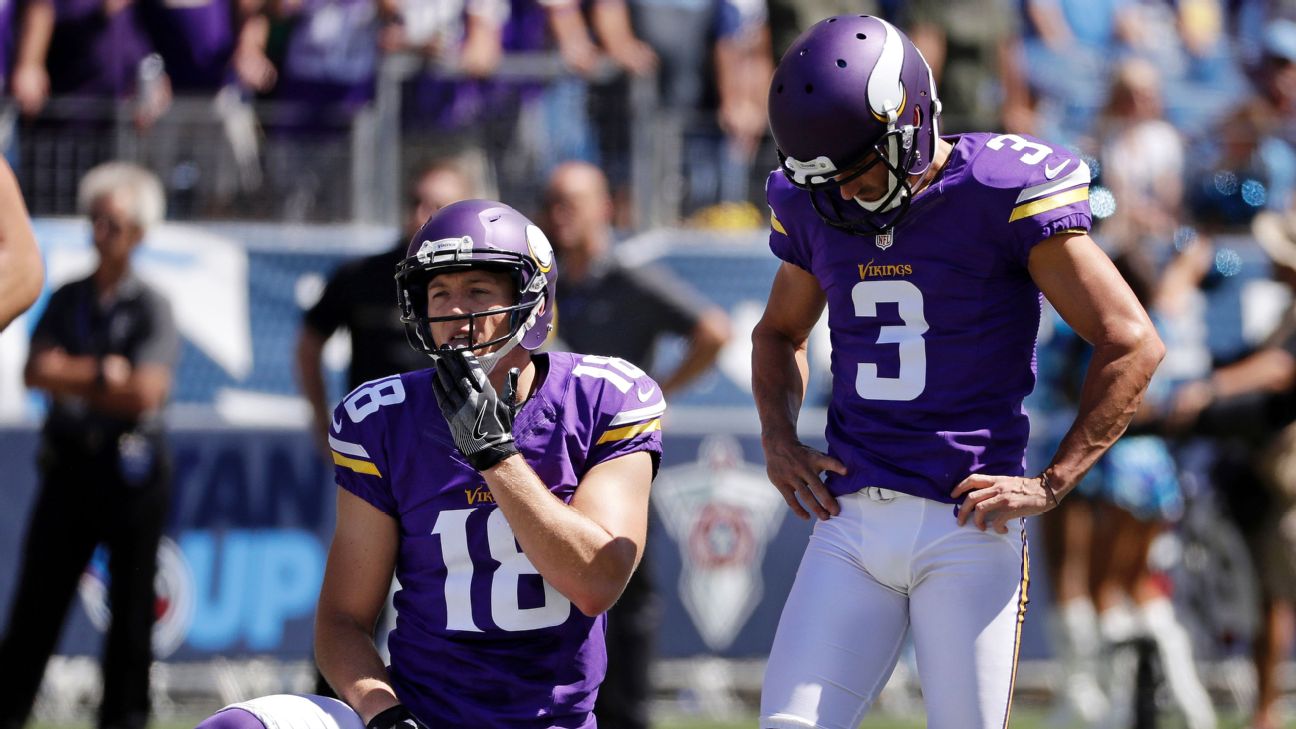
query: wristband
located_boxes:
[366,705,421,729]
[1039,471,1060,507]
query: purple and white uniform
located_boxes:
[761,131,1091,729]
[768,132,1092,502]
[329,352,664,728]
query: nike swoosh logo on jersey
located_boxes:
[332,414,342,432]
[1044,159,1070,180]
[636,385,656,402]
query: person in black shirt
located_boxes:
[541,161,731,729]
[0,162,178,729]
[296,160,476,452]
[296,159,475,698]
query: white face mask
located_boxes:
[853,130,911,213]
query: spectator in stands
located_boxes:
[0,157,42,332]
[0,162,177,729]
[1249,18,1296,156]
[1021,0,1143,141]
[1087,254,1217,729]
[39,0,168,125]
[297,159,476,454]
[1168,210,1296,729]
[296,158,475,698]
[767,0,877,61]
[899,0,1034,134]
[270,0,381,123]
[541,160,731,729]
[263,0,385,219]
[1095,57,1186,260]
[619,0,771,215]
[134,0,276,96]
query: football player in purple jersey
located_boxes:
[193,200,664,729]
[751,16,1166,729]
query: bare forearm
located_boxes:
[659,344,718,396]
[25,354,99,398]
[588,0,631,46]
[27,353,168,417]
[314,615,398,723]
[1045,337,1164,495]
[84,384,167,418]
[1211,348,1296,399]
[751,324,809,440]
[482,456,635,616]
[295,331,330,434]
[659,315,729,396]
[15,0,52,68]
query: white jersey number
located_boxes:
[431,508,571,632]
[984,133,1053,165]
[852,280,929,402]
[571,354,647,393]
[343,376,406,424]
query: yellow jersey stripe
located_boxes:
[596,419,661,445]
[332,451,382,477]
[770,211,787,235]
[1008,187,1088,223]
[1001,529,1031,729]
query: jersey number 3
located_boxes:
[852,280,929,401]
[432,508,571,632]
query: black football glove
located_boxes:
[430,349,520,471]
[365,705,425,729]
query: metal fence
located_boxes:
[7,51,758,230]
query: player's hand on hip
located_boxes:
[760,434,846,521]
[951,474,1052,533]
[431,349,520,472]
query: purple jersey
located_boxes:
[48,0,151,96]
[767,132,1092,503]
[329,352,665,728]
[0,0,15,93]
[135,0,237,91]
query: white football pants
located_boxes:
[761,488,1030,729]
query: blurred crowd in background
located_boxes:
[0,0,1288,230]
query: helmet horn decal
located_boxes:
[868,19,907,123]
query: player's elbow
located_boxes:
[570,543,639,617]
[696,309,733,352]
[570,575,627,617]
[1104,318,1165,374]
[572,591,617,618]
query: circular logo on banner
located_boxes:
[687,502,756,569]
[78,536,196,659]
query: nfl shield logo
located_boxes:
[875,231,894,250]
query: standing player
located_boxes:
[752,16,1165,729]
[195,199,664,729]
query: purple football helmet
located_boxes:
[768,15,942,235]
[396,199,557,371]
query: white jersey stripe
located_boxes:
[609,400,667,427]
[328,434,371,459]
[1014,161,1091,204]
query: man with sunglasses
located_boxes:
[1,162,177,729]
[752,16,1165,729]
